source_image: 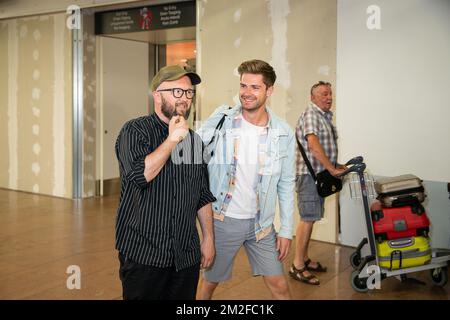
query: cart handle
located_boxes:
[345,156,364,166]
[336,162,366,178]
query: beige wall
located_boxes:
[0,13,72,198]
[198,0,338,242]
[337,0,450,182]
[198,0,336,127]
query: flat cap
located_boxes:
[150,65,201,91]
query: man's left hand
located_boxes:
[276,237,291,261]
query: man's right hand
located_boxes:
[306,134,347,178]
[330,166,347,177]
[169,115,189,143]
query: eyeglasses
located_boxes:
[157,88,196,99]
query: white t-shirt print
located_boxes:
[226,116,266,219]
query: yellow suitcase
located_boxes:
[377,236,431,270]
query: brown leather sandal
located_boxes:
[304,259,327,272]
[289,264,320,285]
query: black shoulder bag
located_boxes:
[296,130,342,198]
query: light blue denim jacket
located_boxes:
[197,105,295,240]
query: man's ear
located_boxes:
[152,91,161,104]
[266,85,274,97]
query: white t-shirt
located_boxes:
[226,116,266,219]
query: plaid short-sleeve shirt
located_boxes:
[295,102,338,175]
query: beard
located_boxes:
[161,95,191,120]
[239,95,265,111]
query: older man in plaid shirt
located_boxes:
[289,81,346,285]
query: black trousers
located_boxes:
[118,253,200,300]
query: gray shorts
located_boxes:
[296,174,325,222]
[203,216,284,283]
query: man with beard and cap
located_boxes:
[115,65,216,300]
[196,60,295,299]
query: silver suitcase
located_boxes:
[375,174,425,207]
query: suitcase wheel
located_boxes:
[376,234,387,243]
[350,270,369,293]
[411,204,425,215]
[430,267,448,287]
[372,210,383,221]
[417,227,429,237]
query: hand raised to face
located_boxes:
[169,115,189,143]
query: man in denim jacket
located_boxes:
[197,60,295,299]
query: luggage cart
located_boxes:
[340,157,450,293]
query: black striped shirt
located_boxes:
[115,113,216,271]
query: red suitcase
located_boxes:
[370,201,430,242]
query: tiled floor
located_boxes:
[1,189,449,300]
